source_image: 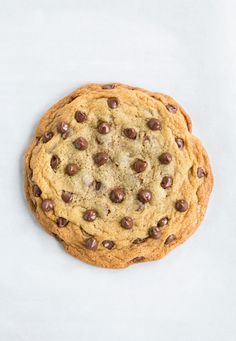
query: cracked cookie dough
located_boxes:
[24,83,213,268]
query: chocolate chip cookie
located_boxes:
[24,83,213,268]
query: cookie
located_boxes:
[24,83,213,268]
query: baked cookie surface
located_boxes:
[24,83,213,268]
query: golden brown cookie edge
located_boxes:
[24,83,213,269]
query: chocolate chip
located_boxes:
[175,199,188,212]
[61,190,73,203]
[102,240,115,249]
[107,97,119,109]
[97,122,111,134]
[147,118,162,131]
[132,256,145,263]
[42,132,54,143]
[65,163,79,176]
[85,237,98,250]
[93,152,109,166]
[166,104,177,113]
[32,184,42,197]
[95,181,102,190]
[157,217,168,228]
[56,217,69,227]
[148,226,161,239]
[50,155,61,171]
[164,234,176,245]
[75,111,87,123]
[83,209,97,221]
[102,84,115,89]
[57,121,69,134]
[120,216,133,229]
[137,190,152,203]
[133,238,146,244]
[124,128,137,140]
[159,152,172,165]
[175,137,184,149]
[41,199,54,212]
[132,159,147,173]
[161,176,173,189]
[73,137,88,150]
[197,167,206,178]
[110,188,125,203]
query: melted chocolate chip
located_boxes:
[197,167,206,178]
[102,84,115,89]
[41,199,54,212]
[65,163,79,176]
[110,188,125,203]
[157,217,168,228]
[102,240,115,250]
[107,97,119,109]
[175,199,188,212]
[164,234,176,245]
[124,128,137,140]
[97,122,111,134]
[147,118,162,131]
[161,176,173,189]
[56,217,69,227]
[83,209,97,221]
[120,216,133,229]
[137,190,152,203]
[61,190,73,203]
[132,159,147,173]
[95,181,102,190]
[73,137,88,150]
[75,111,87,123]
[159,152,172,165]
[93,152,109,166]
[149,226,161,239]
[166,104,177,113]
[85,237,98,250]
[175,137,184,149]
[50,155,61,171]
[133,238,146,244]
[32,184,42,197]
[57,121,69,134]
[42,132,54,143]
[132,256,145,263]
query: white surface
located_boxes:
[0,1,236,340]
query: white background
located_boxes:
[0,1,236,340]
